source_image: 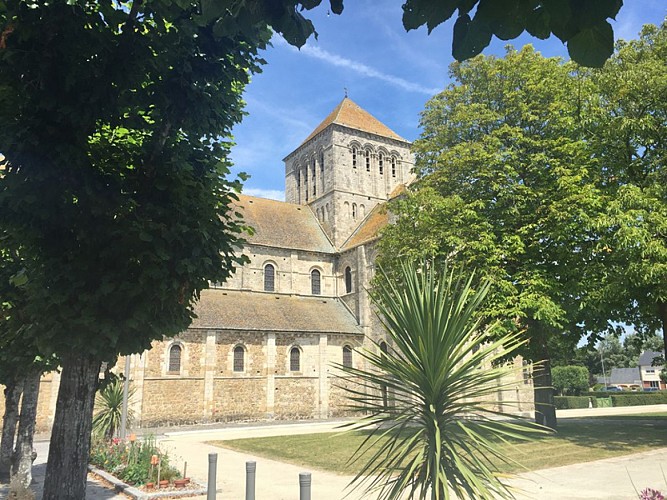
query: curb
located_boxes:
[88,465,208,499]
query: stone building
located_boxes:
[1,97,534,431]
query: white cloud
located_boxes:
[274,36,440,96]
[242,188,285,201]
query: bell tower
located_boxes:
[283,97,413,247]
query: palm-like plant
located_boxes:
[338,261,548,500]
[92,378,135,440]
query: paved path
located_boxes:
[2,405,666,499]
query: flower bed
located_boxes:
[89,435,183,489]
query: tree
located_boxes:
[586,22,667,360]
[340,260,546,500]
[552,365,589,395]
[0,0,347,497]
[377,46,603,429]
[0,244,56,490]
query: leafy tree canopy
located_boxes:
[376,45,607,428]
[552,365,589,395]
[585,22,667,354]
[379,46,601,361]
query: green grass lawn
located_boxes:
[208,415,667,476]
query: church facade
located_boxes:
[3,98,534,431]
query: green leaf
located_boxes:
[328,0,344,15]
[476,0,525,41]
[402,0,458,33]
[452,14,492,61]
[9,268,28,287]
[525,6,551,40]
[567,21,614,67]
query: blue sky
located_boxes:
[231,1,666,201]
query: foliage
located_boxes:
[89,435,180,486]
[585,22,667,356]
[610,393,667,407]
[0,0,350,495]
[552,366,590,396]
[401,0,622,67]
[92,378,135,440]
[377,45,604,428]
[338,260,547,500]
[553,396,596,410]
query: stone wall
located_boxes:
[140,378,205,427]
[212,377,266,421]
[274,377,318,419]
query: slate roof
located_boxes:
[300,97,408,146]
[235,194,334,253]
[638,351,664,367]
[341,203,389,251]
[191,289,362,334]
[608,367,642,385]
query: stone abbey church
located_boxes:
[6,98,533,431]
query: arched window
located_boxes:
[352,147,357,168]
[290,347,301,372]
[345,266,352,293]
[365,150,370,172]
[391,157,397,177]
[378,153,384,175]
[264,264,275,292]
[352,203,357,219]
[343,345,353,368]
[233,345,245,372]
[320,152,324,173]
[311,269,321,295]
[168,344,182,373]
[360,204,365,218]
[312,160,316,196]
[380,341,388,356]
[296,170,301,186]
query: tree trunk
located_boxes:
[533,358,557,429]
[0,377,23,482]
[10,370,41,491]
[42,354,100,500]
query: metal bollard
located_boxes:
[299,472,312,500]
[246,461,256,500]
[207,453,218,500]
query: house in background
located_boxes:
[638,351,666,390]
[608,367,642,391]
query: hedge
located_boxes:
[585,391,667,399]
[610,393,667,407]
[554,396,597,409]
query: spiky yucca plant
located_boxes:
[92,378,135,440]
[338,261,548,500]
